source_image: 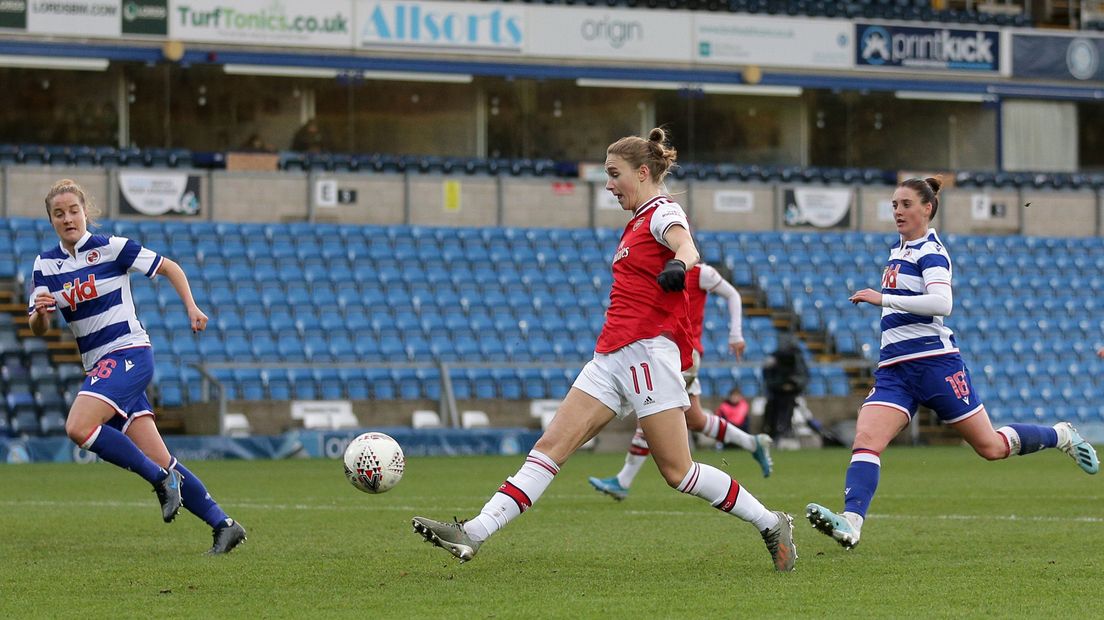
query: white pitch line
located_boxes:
[2,499,1101,524]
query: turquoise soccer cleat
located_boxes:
[752,434,774,478]
[587,476,629,501]
[1055,422,1100,475]
[805,503,860,550]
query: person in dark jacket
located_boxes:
[762,333,808,440]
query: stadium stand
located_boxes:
[8,142,1104,193]
[3,214,1102,436]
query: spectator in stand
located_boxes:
[762,333,809,441]
[716,387,750,433]
[291,118,327,153]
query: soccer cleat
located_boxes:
[152,469,182,523]
[412,517,482,563]
[1055,422,1099,475]
[587,476,629,501]
[805,503,860,550]
[752,434,774,478]
[207,520,247,555]
[759,510,797,572]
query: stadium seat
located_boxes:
[461,410,491,429]
[412,409,443,429]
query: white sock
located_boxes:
[842,511,864,532]
[1053,423,1072,447]
[463,450,559,542]
[616,428,650,488]
[701,413,757,452]
[676,462,778,531]
[996,426,1020,457]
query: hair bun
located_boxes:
[924,176,943,194]
[648,127,666,144]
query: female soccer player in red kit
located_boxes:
[412,129,796,572]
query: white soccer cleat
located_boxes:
[1055,422,1099,475]
[806,503,860,550]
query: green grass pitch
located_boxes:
[1,446,1099,618]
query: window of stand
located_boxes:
[0,67,119,145]
[807,90,999,171]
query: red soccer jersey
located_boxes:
[685,265,707,354]
[595,196,694,370]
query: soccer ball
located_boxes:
[343,432,405,494]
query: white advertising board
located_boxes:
[525,5,692,62]
[695,14,851,69]
[169,0,354,48]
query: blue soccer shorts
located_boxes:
[863,353,984,424]
[77,346,156,433]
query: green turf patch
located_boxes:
[0,446,1099,617]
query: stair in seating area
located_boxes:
[0,282,82,366]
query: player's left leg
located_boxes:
[127,416,247,553]
[807,403,909,550]
[684,394,773,477]
[953,408,1098,474]
[642,408,795,571]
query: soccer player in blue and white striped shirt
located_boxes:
[27,179,245,554]
[806,177,1099,551]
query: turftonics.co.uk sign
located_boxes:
[169,0,353,48]
[855,23,1001,73]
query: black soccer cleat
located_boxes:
[152,469,183,523]
[207,520,247,555]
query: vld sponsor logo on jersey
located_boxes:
[61,274,98,308]
[612,244,630,264]
[882,264,900,289]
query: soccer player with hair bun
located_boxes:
[806,176,1099,551]
[588,261,774,502]
[413,128,797,572]
[28,179,246,554]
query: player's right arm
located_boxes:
[28,292,54,335]
[27,257,54,336]
[699,264,746,359]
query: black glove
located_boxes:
[656,259,687,292]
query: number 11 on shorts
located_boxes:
[629,363,653,394]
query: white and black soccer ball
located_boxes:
[343,432,405,494]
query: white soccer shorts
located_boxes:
[573,336,691,420]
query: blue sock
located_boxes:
[172,460,231,528]
[843,449,881,519]
[998,424,1059,456]
[82,425,165,484]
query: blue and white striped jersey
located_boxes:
[878,228,957,367]
[28,231,163,371]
